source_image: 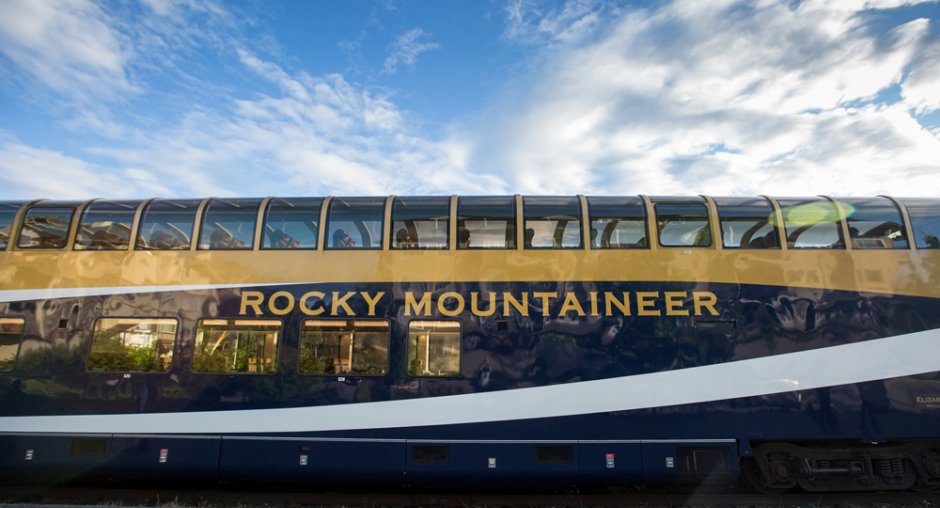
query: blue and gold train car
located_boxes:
[0,194,939,492]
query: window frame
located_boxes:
[74,200,142,251]
[714,196,780,250]
[16,203,78,250]
[0,202,25,251]
[586,196,649,249]
[522,196,584,250]
[198,198,262,251]
[86,317,179,373]
[191,318,283,375]
[391,196,450,250]
[456,196,517,250]
[654,201,713,248]
[298,318,391,377]
[325,197,386,250]
[261,197,323,251]
[838,197,909,250]
[407,319,462,378]
[902,198,940,249]
[135,198,202,251]
[0,317,25,373]
[776,197,846,250]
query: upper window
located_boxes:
[391,197,449,250]
[199,198,261,250]
[776,197,845,249]
[523,196,582,249]
[0,318,24,372]
[326,197,385,249]
[457,196,516,249]
[0,202,23,250]
[655,202,712,247]
[136,199,201,250]
[901,198,940,249]
[262,197,322,250]
[17,205,76,249]
[74,200,140,251]
[839,197,908,249]
[299,320,389,376]
[408,321,461,377]
[192,319,280,374]
[87,318,177,372]
[586,196,648,249]
[714,197,780,249]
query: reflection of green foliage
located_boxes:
[16,343,84,398]
[923,234,940,248]
[88,335,162,372]
[0,358,14,372]
[193,335,274,373]
[298,341,328,374]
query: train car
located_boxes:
[0,194,939,492]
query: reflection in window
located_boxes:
[192,319,280,374]
[457,196,516,249]
[199,198,261,250]
[408,321,460,377]
[904,199,940,249]
[137,199,201,250]
[714,197,779,249]
[392,197,449,249]
[655,203,712,247]
[840,197,908,249]
[0,318,24,372]
[74,201,140,251]
[299,320,389,376]
[0,202,23,250]
[18,206,75,249]
[327,197,384,249]
[587,196,647,249]
[87,318,177,372]
[777,198,845,249]
[523,196,582,249]
[262,197,322,250]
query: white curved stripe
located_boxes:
[0,283,300,303]
[1,328,939,435]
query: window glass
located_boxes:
[457,196,516,249]
[87,318,177,372]
[192,319,280,374]
[299,320,389,376]
[839,197,908,249]
[74,200,140,251]
[408,321,460,377]
[0,202,23,250]
[262,197,322,250]
[392,197,449,250]
[136,199,201,250]
[327,197,384,249]
[714,197,779,249]
[523,196,582,249]
[17,206,76,249]
[199,198,261,250]
[776,198,845,249]
[587,196,647,249]
[904,198,940,249]
[655,203,712,247]
[0,318,24,372]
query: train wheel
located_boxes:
[740,458,790,495]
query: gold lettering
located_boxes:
[299,291,325,316]
[503,292,529,316]
[636,291,661,316]
[361,291,385,317]
[559,292,586,317]
[405,292,432,316]
[533,292,557,317]
[605,292,631,316]
[471,292,497,317]
[664,291,690,316]
[240,291,264,316]
[589,291,599,316]
[331,291,356,316]
[268,291,295,316]
[693,291,719,316]
[438,291,465,317]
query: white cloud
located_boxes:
[383,28,440,74]
[469,0,940,196]
[902,35,940,113]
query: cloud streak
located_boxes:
[383,28,440,74]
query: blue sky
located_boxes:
[0,0,938,200]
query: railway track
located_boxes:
[1,485,939,508]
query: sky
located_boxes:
[0,0,938,200]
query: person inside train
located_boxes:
[457,228,471,248]
[333,229,356,248]
[149,230,179,249]
[395,228,416,249]
[524,228,535,248]
[209,228,245,249]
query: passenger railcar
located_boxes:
[1,194,939,492]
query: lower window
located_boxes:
[193,319,280,374]
[0,318,24,372]
[299,320,389,376]
[407,321,461,377]
[87,318,177,372]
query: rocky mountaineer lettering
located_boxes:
[240,290,720,318]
